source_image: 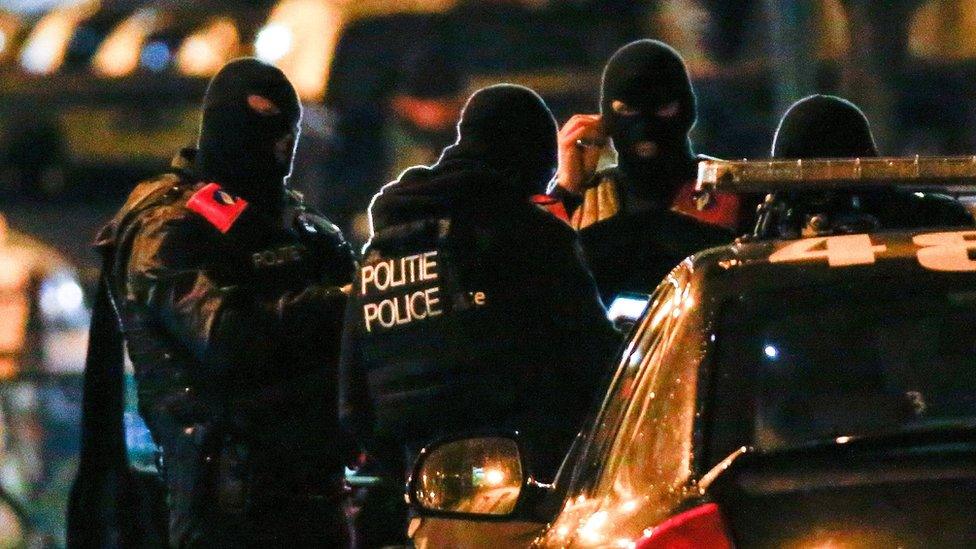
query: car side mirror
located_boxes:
[408,435,549,520]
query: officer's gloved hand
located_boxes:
[292,212,356,287]
[556,114,607,195]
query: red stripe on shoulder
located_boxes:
[186,183,248,233]
[531,194,569,223]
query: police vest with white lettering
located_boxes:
[356,248,487,334]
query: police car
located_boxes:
[405,156,976,548]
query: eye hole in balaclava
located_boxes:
[439,84,558,198]
[601,39,697,201]
[247,95,282,116]
[611,100,640,116]
[196,58,301,213]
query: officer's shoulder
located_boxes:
[125,181,241,252]
[99,176,218,263]
[910,191,974,224]
[98,174,178,249]
[106,174,194,235]
[115,174,182,218]
[523,199,577,242]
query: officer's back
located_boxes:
[341,85,619,481]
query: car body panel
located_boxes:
[411,517,543,549]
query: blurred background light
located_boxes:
[254,22,291,63]
[256,0,343,102]
[92,7,162,77]
[139,39,169,72]
[483,467,505,487]
[2,0,88,16]
[176,17,240,77]
[19,2,98,75]
[38,271,84,323]
[0,12,24,63]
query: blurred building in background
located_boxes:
[0,0,974,545]
[0,1,973,239]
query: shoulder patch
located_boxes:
[186,183,248,233]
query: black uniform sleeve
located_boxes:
[337,287,374,458]
[532,217,621,377]
[296,209,358,287]
[551,231,621,347]
[125,211,346,383]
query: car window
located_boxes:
[590,269,701,518]
[565,263,703,512]
[714,278,976,452]
[544,266,707,546]
[564,277,675,496]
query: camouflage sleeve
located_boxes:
[124,209,344,383]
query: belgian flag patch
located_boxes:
[186,183,248,233]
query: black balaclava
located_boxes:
[601,40,697,202]
[770,95,882,235]
[772,94,878,159]
[196,58,301,213]
[439,84,557,197]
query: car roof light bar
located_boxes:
[697,155,976,195]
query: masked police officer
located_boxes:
[547,40,736,301]
[68,59,355,547]
[770,94,974,234]
[340,84,619,546]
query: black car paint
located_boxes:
[412,228,976,547]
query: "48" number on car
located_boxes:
[769,230,976,271]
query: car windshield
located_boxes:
[717,279,976,453]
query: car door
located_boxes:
[539,266,707,547]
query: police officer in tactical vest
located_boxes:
[340,84,620,545]
[68,59,355,547]
[546,40,737,302]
